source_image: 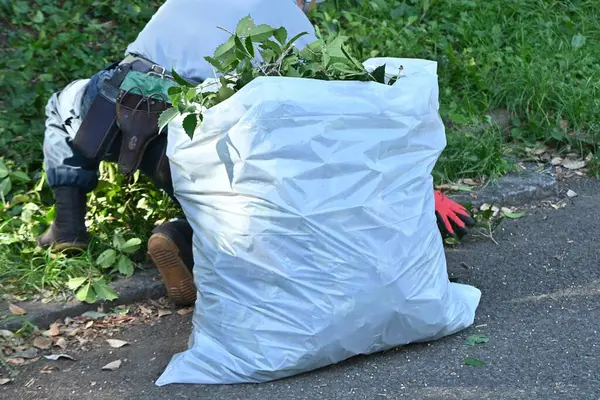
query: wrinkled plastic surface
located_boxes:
[156,58,481,386]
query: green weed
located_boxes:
[1,0,598,301]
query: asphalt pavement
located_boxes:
[4,178,599,400]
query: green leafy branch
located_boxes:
[159,15,402,138]
[66,232,142,303]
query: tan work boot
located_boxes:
[147,218,196,306]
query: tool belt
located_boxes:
[72,55,176,178]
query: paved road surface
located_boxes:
[4,178,599,400]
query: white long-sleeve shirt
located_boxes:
[126,0,321,82]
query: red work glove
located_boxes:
[434,190,476,237]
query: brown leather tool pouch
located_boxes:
[115,90,170,177]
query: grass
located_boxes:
[314,0,599,178]
[0,0,598,300]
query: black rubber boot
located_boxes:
[147,218,196,306]
[37,186,89,252]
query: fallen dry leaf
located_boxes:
[157,309,172,317]
[67,328,81,337]
[0,378,11,385]
[44,354,75,361]
[550,201,567,210]
[13,348,38,359]
[532,145,548,155]
[40,365,57,374]
[85,321,94,329]
[139,305,153,315]
[33,336,53,350]
[6,357,25,365]
[8,304,26,315]
[560,120,568,130]
[176,307,194,316]
[566,189,578,198]
[550,157,563,166]
[55,337,67,350]
[48,323,61,337]
[561,159,586,170]
[102,360,122,371]
[0,330,14,338]
[106,339,129,349]
[461,178,480,186]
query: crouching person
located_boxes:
[37,0,324,305]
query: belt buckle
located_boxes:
[148,64,166,78]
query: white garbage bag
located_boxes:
[156,58,481,386]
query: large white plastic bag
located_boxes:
[156,58,481,386]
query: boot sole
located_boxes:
[147,233,196,306]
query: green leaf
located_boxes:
[325,35,349,61]
[168,86,183,96]
[96,249,117,269]
[0,178,12,197]
[371,64,386,84]
[502,211,525,219]
[10,194,29,206]
[235,35,248,58]
[245,36,255,58]
[66,277,88,291]
[112,306,129,316]
[182,114,198,138]
[121,238,142,254]
[213,36,235,59]
[117,254,134,277]
[340,44,365,70]
[45,205,56,223]
[32,10,44,24]
[274,27,288,45]
[10,171,31,183]
[112,233,126,250]
[285,32,309,51]
[449,113,470,125]
[75,282,97,303]
[464,356,486,366]
[0,160,8,179]
[260,39,283,55]
[444,236,460,246]
[236,15,256,36]
[421,0,431,14]
[20,202,39,223]
[465,334,489,346]
[81,311,107,319]
[550,128,565,141]
[218,86,236,102]
[571,34,586,49]
[185,87,197,102]
[171,69,194,87]
[158,107,180,133]
[204,56,224,72]
[92,278,118,301]
[247,24,275,42]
